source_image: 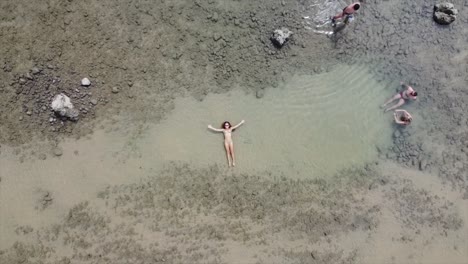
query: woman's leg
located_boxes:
[224,142,232,167]
[229,142,236,167]
[382,94,401,108]
[385,99,405,112]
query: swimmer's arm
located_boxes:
[231,120,245,130]
[207,125,224,132]
[393,112,405,124]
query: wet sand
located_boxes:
[1,0,468,263]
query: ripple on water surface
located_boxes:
[147,63,394,177]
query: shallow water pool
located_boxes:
[0,63,395,248]
[143,63,394,177]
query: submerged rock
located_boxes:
[271,28,292,48]
[51,93,79,121]
[433,3,457,25]
[53,147,63,157]
[256,89,265,99]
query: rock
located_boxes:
[433,3,457,25]
[90,99,98,105]
[51,93,80,121]
[393,130,401,139]
[112,87,120,93]
[31,67,41,75]
[26,111,32,116]
[256,89,265,99]
[25,72,34,80]
[213,33,222,41]
[463,190,468,200]
[81,78,91,86]
[419,159,427,171]
[19,78,27,85]
[271,28,292,48]
[38,190,54,210]
[53,147,63,156]
[211,12,219,22]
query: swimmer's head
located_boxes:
[411,91,418,96]
[401,116,411,123]
[222,121,232,129]
[353,3,361,10]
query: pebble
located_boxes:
[212,12,219,22]
[81,78,91,86]
[19,78,27,85]
[419,159,427,171]
[112,87,120,93]
[53,147,63,156]
[32,67,41,75]
[25,72,34,80]
[463,190,468,200]
[213,33,222,41]
[26,111,32,116]
[256,89,265,99]
[90,99,98,105]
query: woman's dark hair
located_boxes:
[400,116,411,122]
[354,3,360,10]
[222,121,232,129]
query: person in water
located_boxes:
[382,82,418,112]
[208,120,245,167]
[393,109,412,125]
[331,2,361,26]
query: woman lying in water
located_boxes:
[382,82,418,112]
[393,109,412,125]
[208,120,245,167]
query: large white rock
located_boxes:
[271,28,293,48]
[81,78,91,86]
[433,3,457,25]
[51,93,79,120]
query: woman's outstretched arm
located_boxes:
[231,120,245,130]
[208,125,224,132]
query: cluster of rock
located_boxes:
[49,78,92,121]
[7,65,118,141]
[433,3,458,25]
[380,129,431,172]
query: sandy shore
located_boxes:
[1,0,467,263]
